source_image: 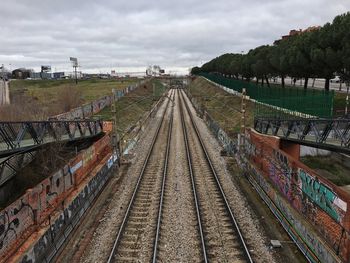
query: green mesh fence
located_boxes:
[199,73,334,118]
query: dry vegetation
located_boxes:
[0,84,83,120]
[188,77,254,137]
[96,79,167,137]
[1,78,139,121]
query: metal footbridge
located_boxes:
[254,117,350,154]
[0,120,103,186]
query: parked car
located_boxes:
[330,76,342,83]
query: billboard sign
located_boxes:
[70,57,78,67]
[41,65,51,72]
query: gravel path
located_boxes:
[182,90,276,263]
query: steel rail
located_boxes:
[107,90,173,263]
[178,89,209,262]
[152,90,174,262]
[180,89,254,263]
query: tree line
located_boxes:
[191,12,350,90]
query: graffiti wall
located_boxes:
[246,130,350,262]
[186,88,350,263]
[0,134,112,262]
[19,155,115,263]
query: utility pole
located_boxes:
[74,64,78,85]
[111,88,120,167]
[240,88,247,152]
[346,82,349,116]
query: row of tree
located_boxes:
[191,12,350,90]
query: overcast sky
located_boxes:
[0,0,349,74]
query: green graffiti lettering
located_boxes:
[299,169,339,221]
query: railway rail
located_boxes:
[178,89,253,262]
[107,89,175,262]
[107,88,253,262]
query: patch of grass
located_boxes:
[301,155,350,186]
[333,92,347,116]
[95,79,167,138]
[188,77,254,137]
[6,78,141,119]
[10,78,139,104]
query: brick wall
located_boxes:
[246,129,350,262]
[0,134,112,262]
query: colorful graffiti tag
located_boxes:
[0,135,111,262]
[298,169,347,223]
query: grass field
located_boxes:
[95,79,167,137]
[301,155,350,186]
[9,78,140,104]
[2,78,141,120]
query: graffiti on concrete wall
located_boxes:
[298,169,347,222]
[0,198,35,251]
[249,164,341,263]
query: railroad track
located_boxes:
[178,89,253,263]
[107,89,174,263]
[107,88,253,262]
[154,89,203,262]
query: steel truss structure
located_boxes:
[254,118,350,154]
[0,120,103,157]
[0,151,36,186]
[0,120,104,186]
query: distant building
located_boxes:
[29,72,42,79]
[274,26,321,44]
[53,72,67,79]
[68,71,83,79]
[29,72,53,79]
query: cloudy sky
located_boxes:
[0,0,349,74]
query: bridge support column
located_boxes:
[280,140,300,160]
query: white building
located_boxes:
[146,65,165,76]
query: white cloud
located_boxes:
[0,0,349,74]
